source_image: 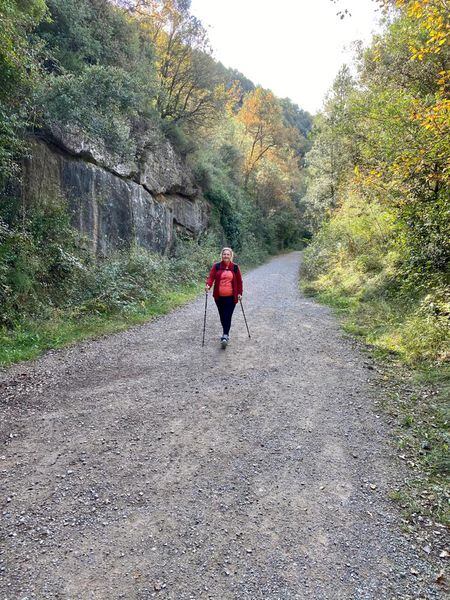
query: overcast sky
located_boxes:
[190,0,383,114]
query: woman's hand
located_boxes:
[205,284,210,292]
[238,294,242,300]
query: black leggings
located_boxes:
[215,296,236,336]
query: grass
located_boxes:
[0,283,203,367]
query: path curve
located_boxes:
[0,252,441,599]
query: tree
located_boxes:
[237,88,292,187]
[0,0,47,181]
[123,0,225,127]
[302,66,357,230]
[307,1,449,271]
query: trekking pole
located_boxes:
[239,299,251,338]
[202,292,208,347]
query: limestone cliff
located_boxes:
[21,123,209,256]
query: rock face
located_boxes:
[21,127,209,256]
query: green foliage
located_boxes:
[170,231,220,284]
[37,0,153,75]
[302,194,449,365]
[279,97,313,162]
[268,206,306,251]
[40,64,148,158]
[203,178,242,251]
[192,145,278,263]
[0,0,47,100]
[0,0,47,181]
[215,63,255,91]
[0,104,28,180]
[33,0,158,159]
[161,120,196,157]
[302,5,449,366]
[75,249,171,315]
[0,198,88,326]
[302,65,357,232]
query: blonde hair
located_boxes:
[221,247,234,261]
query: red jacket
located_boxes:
[206,261,243,304]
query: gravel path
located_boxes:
[0,252,444,599]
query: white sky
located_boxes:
[190,0,383,114]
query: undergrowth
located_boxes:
[0,200,221,367]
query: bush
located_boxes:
[39,65,149,160]
[0,198,88,325]
[301,194,449,365]
[76,249,171,315]
[0,196,221,329]
[37,0,153,76]
[161,121,196,158]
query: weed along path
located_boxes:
[0,252,443,599]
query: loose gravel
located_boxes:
[0,252,445,599]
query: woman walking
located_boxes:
[205,247,243,348]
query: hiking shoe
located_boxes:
[220,335,228,349]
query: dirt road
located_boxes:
[0,252,442,599]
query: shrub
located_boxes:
[39,65,149,160]
[301,194,449,365]
[0,197,88,325]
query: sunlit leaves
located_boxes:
[236,87,294,188]
[306,2,449,275]
[125,0,224,127]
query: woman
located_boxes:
[205,247,243,348]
